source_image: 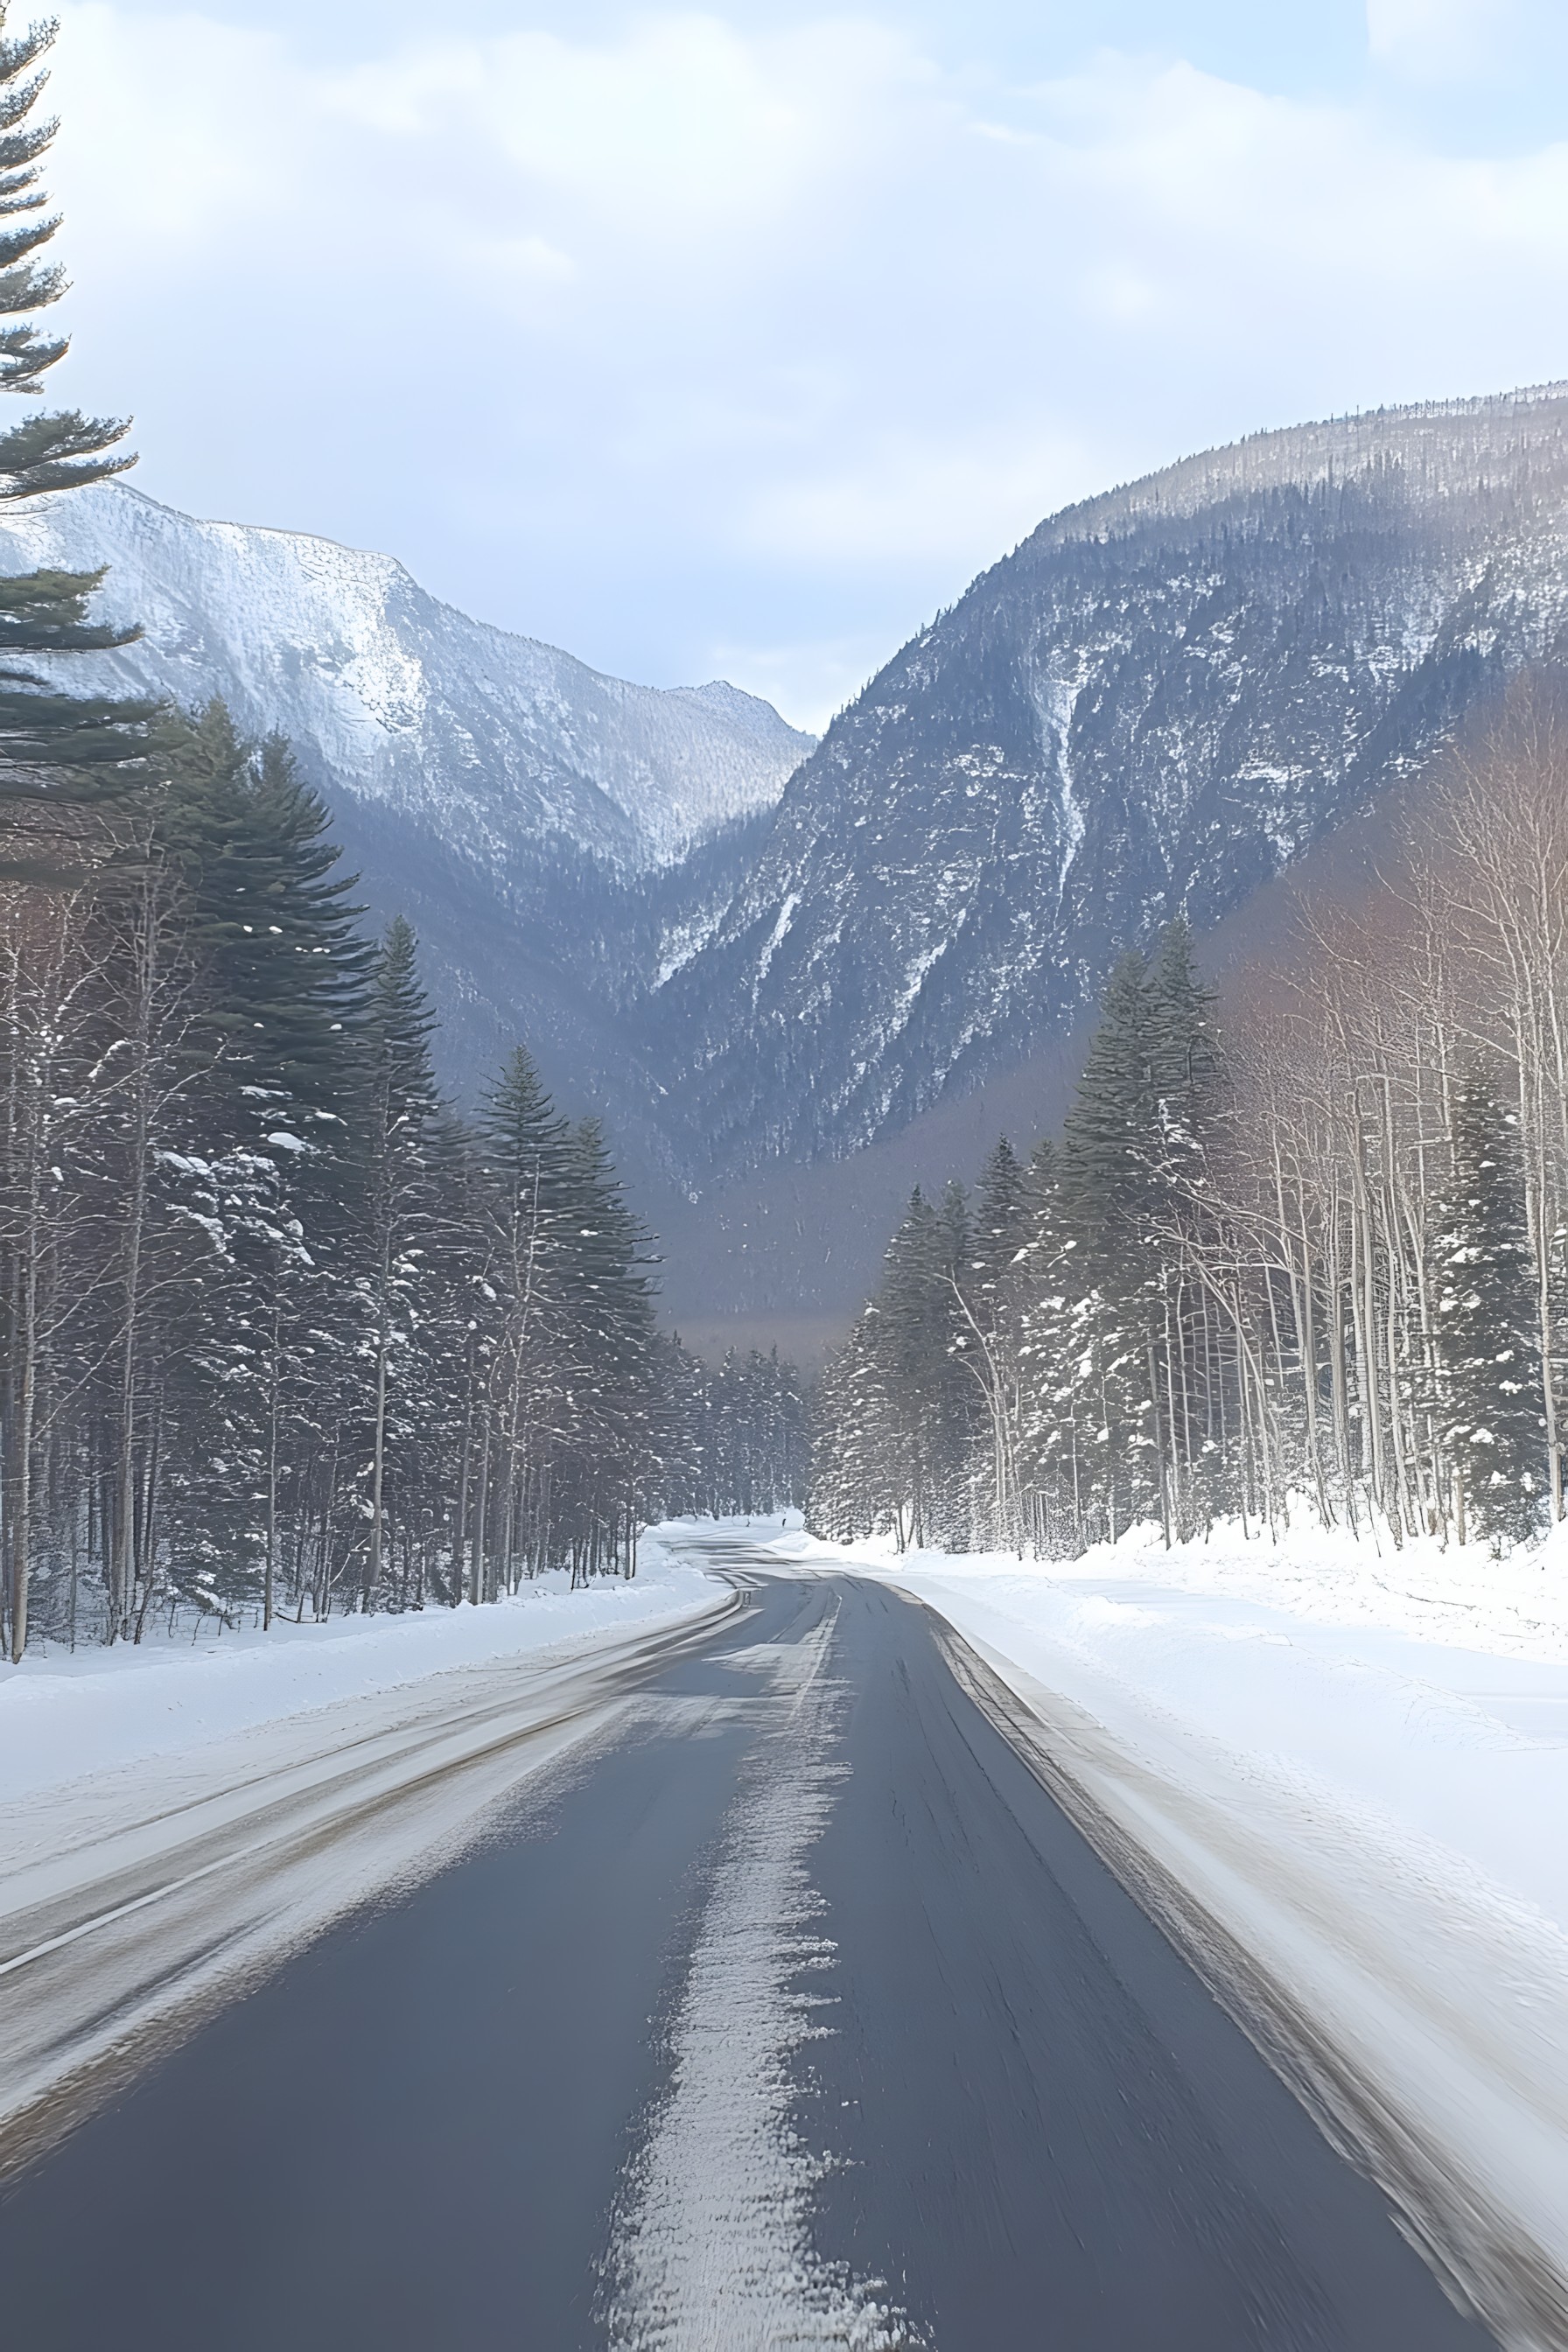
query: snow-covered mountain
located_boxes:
[0,481,812,874]
[11,388,1568,1312]
[652,383,1568,1178]
[0,483,814,1133]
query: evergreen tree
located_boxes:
[808,1312,884,1544]
[1144,917,1222,1536]
[648,1330,708,1519]
[1436,1068,1544,1550]
[359,916,441,1610]
[969,1137,1029,1334]
[478,1046,573,1235]
[419,1104,494,1603]
[0,11,132,455]
[838,1187,972,1547]
[155,709,371,1174]
[470,1048,576,1598]
[125,710,372,1622]
[1146,916,1217,1178]
[1013,1139,1082,1550]
[368,916,438,1128]
[0,565,152,807]
[0,8,150,827]
[1060,948,1158,1245]
[1056,955,1162,1539]
[245,734,372,1123]
[558,1116,659,1576]
[951,1139,1032,1544]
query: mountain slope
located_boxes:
[10,391,1568,1341]
[0,481,810,872]
[653,383,1568,1176]
[0,482,811,1116]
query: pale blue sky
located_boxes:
[42,2,1568,725]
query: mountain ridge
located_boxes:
[0,480,812,1126]
[650,380,1568,1181]
[7,388,1568,1346]
[0,480,814,875]
[1029,378,1568,543]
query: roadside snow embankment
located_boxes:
[0,1534,719,1805]
[751,1517,1568,2349]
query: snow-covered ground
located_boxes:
[725,1515,1568,2345]
[0,1536,722,1806]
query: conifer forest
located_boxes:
[0,15,815,1662]
[810,678,1568,1567]
[0,691,808,1660]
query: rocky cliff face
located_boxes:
[0,481,811,1111]
[0,481,811,869]
[650,384,1568,1174]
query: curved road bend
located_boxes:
[0,1544,1497,2351]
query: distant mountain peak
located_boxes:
[682,678,810,746]
[0,480,815,874]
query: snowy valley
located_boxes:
[12,386,1568,1233]
[10,3,1568,2342]
[9,376,1568,2352]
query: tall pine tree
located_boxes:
[0,7,150,832]
[360,916,441,1610]
[1436,1068,1544,1551]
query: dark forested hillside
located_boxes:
[812,678,1568,1561]
[653,385,1568,1178]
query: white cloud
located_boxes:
[1366,0,1517,80]
[739,426,1108,566]
[318,17,938,244]
[51,5,298,248]
[35,6,1568,731]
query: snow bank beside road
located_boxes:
[0,1536,721,1805]
[723,1517,1568,2346]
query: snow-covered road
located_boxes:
[754,1519,1568,2349]
[0,1568,737,2177]
[0,1543,1495,2352]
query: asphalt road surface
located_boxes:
[0,1547,1499,2350]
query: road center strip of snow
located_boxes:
[678,1517,1568,2352]
[603,1606,917,2352]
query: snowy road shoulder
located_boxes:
[0,1534,724,1809]
[0,1542,734,2174]
[682,1518,1568,2350]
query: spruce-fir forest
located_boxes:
[0,685,808,1658]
